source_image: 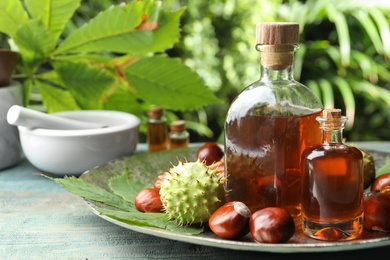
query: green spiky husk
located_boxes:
[159,159,226,226]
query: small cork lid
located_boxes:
[148,106,163,119]
[170,120,186,132]
[256,22,299,46]
[322,108,342,128]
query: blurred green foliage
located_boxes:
[2,0,389,142]
[167,0,390,142]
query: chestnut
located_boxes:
[153,172,167,192]
[134,188,163,213]
[371,172,390,192]
[249,207,295,243]
[210,159,224,175]
[209,201,251,239]
[363,191,390,232]
[196,142,224,166]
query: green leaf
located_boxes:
[353,10,383,55]
[109,167,149,203]
[52,176,134,211]
[24,0,81,43]
[13,19,55,72]
[96,207,168,228]
[52,1,183,55]
[369,8,390,58]
[34,75,81,113]
[305,80,322,101]
[123,55,222,110]
[103,87,144,117]
[0,0,29,37]
[377,156,390,176]
[53,2,144,54]
[96,207,204,235]
[52,60,116,109]
[326,5,350,66]
[330,77,355,128]
[318,78,334,109]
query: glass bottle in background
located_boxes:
[147,106,168,152]
[224,22,323,218]
[301,108,364,241]
[168,120,190,149]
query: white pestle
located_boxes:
[7,105,104,130]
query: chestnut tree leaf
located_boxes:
[109,167,149,203]
[53,1,183,55]
[0,0,29,37]
[13,20,56,72]
[52,176,134,211]
[52,60,116,109]
[24,0,81,43]
[122,55,222,110]
[34,74,80,113]
[377,156,390,176]
[96,207,204,235]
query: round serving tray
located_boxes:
[79,146,390,253]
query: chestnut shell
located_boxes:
[363,192,390,232]
[209,201,251,239]
[249,207,295,243]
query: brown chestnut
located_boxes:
[153,172,167,192]
[249,207,295,243]
[364,191,390,232]
[371,172,390,192]
[196,142,224,166]
[134,188,163,213]
[209,201,251,239]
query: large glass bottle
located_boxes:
[301,109,363,241]
[224,22,323,218]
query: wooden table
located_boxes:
[1,142,390,259]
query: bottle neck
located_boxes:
[321,128,344,146]
[317,115,348,147]
[257,44,296,81]
[260,64,294,81]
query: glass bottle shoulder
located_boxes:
[304,144,363,161]
[227,79,323,119]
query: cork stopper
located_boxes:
[256,22,299,70]
[148,106,163,119]
[256,22,299,45]
[322,108,342,128]
[170,120,186,132]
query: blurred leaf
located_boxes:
[24,0,81,43]
[13,20,55,72]
[53,1,184,55]
[306,80,322,101]
[331,77,355,128]
[318,78,334,109]
[369,8,390,59]
[53,60,116,109]
[353,10,383,56]
[103,87,144,117]
[0,0,29,37]
[122,55,222,110]
[326,5,350,66]
[34,77,80,113]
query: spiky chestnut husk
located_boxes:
[159,159,226,226]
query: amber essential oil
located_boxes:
[301,109,364,241]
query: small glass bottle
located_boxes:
[225,22,323,217]
[147,106,168,152]
[301,108,364,241]
[168,120,190,149]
